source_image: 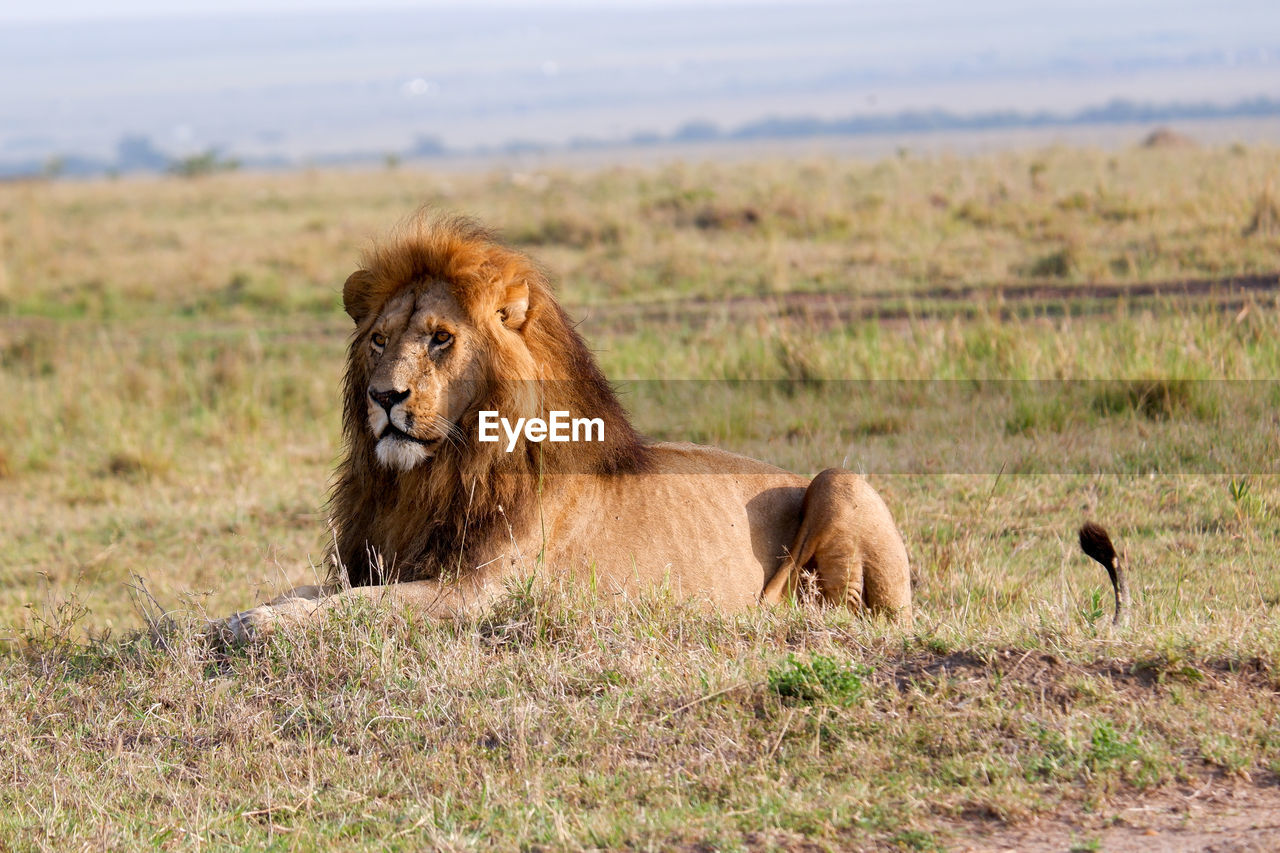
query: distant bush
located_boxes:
[169,149,240,178]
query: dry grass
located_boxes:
[4,144,1280,317]
[2,144,1280,849]
[4,589,1279,850]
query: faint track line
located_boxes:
[571,272,1280,331]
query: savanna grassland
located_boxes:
[2,142,1280,850]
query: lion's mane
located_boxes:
[328,214,650,587]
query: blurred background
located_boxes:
[4,0,1279,177]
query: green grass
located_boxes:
[1,144,1280,848]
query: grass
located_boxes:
[5,591,1280,849]
[1,142,1280,848]
[4,145,1280,318]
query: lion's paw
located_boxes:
[209,597,321,645]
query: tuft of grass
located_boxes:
[767,652,870,705]
[1090,379,1206,421]
[1088,721,1141,770]
[1080,588,1108,628]
[1028,244,1080,278]
[1244,182,1280,237]
[890,828,945,851]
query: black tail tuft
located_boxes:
[1078,521,1117,570]
[1078,521,1128,626]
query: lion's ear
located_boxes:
[342,270,376,322]
[499,280,529,330]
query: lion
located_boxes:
[217,213,911,640]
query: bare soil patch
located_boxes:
[951,781,1280,852]
[883,648,1276,696]
[880,648,1280,851]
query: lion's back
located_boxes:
[644,441,807,480]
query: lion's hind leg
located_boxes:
[786,469,911,622]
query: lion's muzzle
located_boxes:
[368,385,439,470]
[369,387,410,412]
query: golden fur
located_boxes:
[218,213,911,639]
[331,215,650,586]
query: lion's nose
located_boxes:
[369,387,410,412]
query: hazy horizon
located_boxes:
[3,0,1278,173]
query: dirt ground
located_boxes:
[878,649,1280,852]
[951,781,1280,851]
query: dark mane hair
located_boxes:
[327,212,649,587]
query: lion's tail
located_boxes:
[760,556,799,606]
[1078,522,1130,626]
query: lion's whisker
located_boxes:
[432,415,466,451]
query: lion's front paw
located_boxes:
[209,597,321,645]
[209,605,274,645]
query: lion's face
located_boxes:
[364,282,485,471]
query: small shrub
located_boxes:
[953,200,995,227]
[1005,396,1070,436]
[1055,191,1091,212]
[510,216,619,248]
[1090,379,1207,421]
[1087,721,1141,771]
[1029,160,1049,191]
[1028,246,1078,278]
[1140,127,1195,149]
[773,336,822,391]
[1,330,58,377]
[168,149,239,178]
[1230,477,1251,504]
[692,204,760,230]
[890,829,943,851]
[1079,588,1107,627]
[99,451,169,481]
[767,653,869,705]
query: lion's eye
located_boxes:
[432,330,453,347]
[371,332,388,349]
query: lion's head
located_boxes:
[346,252,533,472]
[329,213,648,586]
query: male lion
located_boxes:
[218,214,910,639]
